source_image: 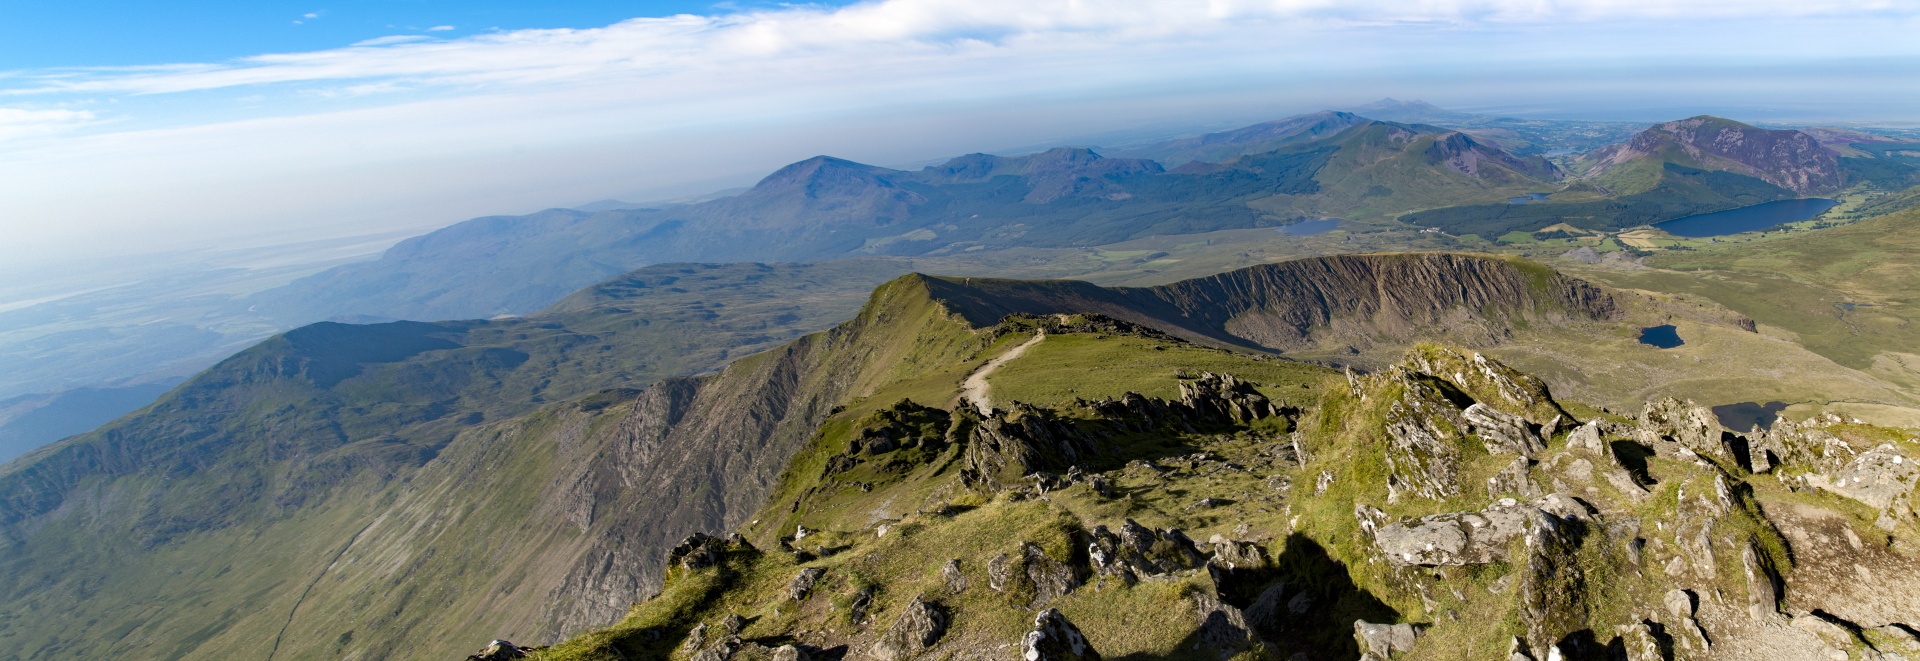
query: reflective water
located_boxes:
[1506,193,1551,204]
[1638,325,1683,348]
[1655,198,1839,237]
[1713,401,1788,431]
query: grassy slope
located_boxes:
[535,337,1920,661]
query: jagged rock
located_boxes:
[870,597,949,661]
[995,543,1085,607]
[1805,443,1919,531]
[1023,608,1100,661]
[466,639,534,661]
[790,567,826,601]
[1640,398,1738,465]
[1353,620,1418,657]
[669,532,729,570]
[684,623,709,653]
[1381,369,1469,502]
[1243,582,1287,631]
[690,636,743,661]
[942,559,969,594]
[1516,506,1588,659]
[1741,541,1782,620]
[1088,521,1203,583]
[1663,588,1695,619]
[1209,535,1269,570]
[1566,421,1606,454]
[1672,478,1724,578]
[1604,467,1650,503]
[1370,496,1586,567]
[849,588,874,625]
[1179,372,1280,423]
[1488,456,1543,498]
[1465,403,1545,458]
[1615,622,1661,661]
[1406,348,1559,420]
[1505,636,1534,661]
[772,645,811,661]
[1193,592,1257,656]
[1793,614,1862,659]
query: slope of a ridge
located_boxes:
[1105,110,1368,166]
[0,253,1618,660]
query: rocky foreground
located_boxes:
[493,340,1917,661]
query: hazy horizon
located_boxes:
[4,0,1918,271]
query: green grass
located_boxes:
[983,333,1332,409]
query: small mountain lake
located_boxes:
[1276,218,1341,236]
[1638,325,1683,348]
[1654,198,1839,237]
[1507,193,1551,204]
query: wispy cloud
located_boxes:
[426,25,455,32]
[0,107,96,140]
[7,0,1913,98]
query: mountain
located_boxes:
[254,126,1557,325]
[0,253,1620,659]
[1343,97,1483,125]
[1106,111,1368,166]
[1584,115,1844,195]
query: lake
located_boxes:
[1654,198,1839,237]
[1713,401,1789,431]
[1276,218,1341,236]
[1638,325,1683,348]
[1506,193,1551,204]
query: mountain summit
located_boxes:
[1587,116,1843,195]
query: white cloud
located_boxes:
[427,25,455,32]
[0,107,96,140]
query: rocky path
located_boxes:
[961,331,1043,414]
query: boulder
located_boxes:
[994,543,1085,607]
[1566,421,1606,454]
[848,587,874,625]
[869,597,949,661]
[1792,614,1862,659]
[1487,456,1543,499]
[1516,505,1589,659]
[771,645,811,661]
[1352,620,1418,657]
[1640,398,1738,465]
[466,639,534,661]
[789,567,826,601]
[668,533,729,570]
[1192,592,1257,656]
[1087,521,1203,582]
[721,613,746,635]
[1505,636,1534,661]
[1741,541,1781,620]
[1805,443,1919,531]
[942,559,969,594]
[1464,403,1546,458]
[1371,498,1545,566]
[1023,609,1100,661]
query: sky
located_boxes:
[2,0,1919,269]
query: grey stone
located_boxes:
[1352,620,1418,657]
[1192,592,1257,656]
[1663,588,1695,619]
[789,567,825,601]
[1505,636,1534,661]
[1808,443,1919,531]
[869,597,948,661]
[1742,542,1781,620]
[1465,403,1546,458]
[1615,622,1661,661]
[1566,421,1606,454]
[771,645,809,661]
[1370,496,1586,567]
[721,613,746,634]
[1488,456,1543,499]
[848,588,873,625]
[1023,608,1100,661]
[942,559,968,594]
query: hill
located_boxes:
[0,253,1619,659]
[1583,116,1845,195]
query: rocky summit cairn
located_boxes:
[1023,608,1099,661]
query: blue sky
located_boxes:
[0,2,840,67]
[1,1,1917,269]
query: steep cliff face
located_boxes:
[1589,116,1843,195]
[919,253,1619,354]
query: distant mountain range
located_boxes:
[253,115,1561,323]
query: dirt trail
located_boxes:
[960,331,1044,414]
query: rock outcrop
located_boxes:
[1023,609,1100,661]
[870,598,949,661]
